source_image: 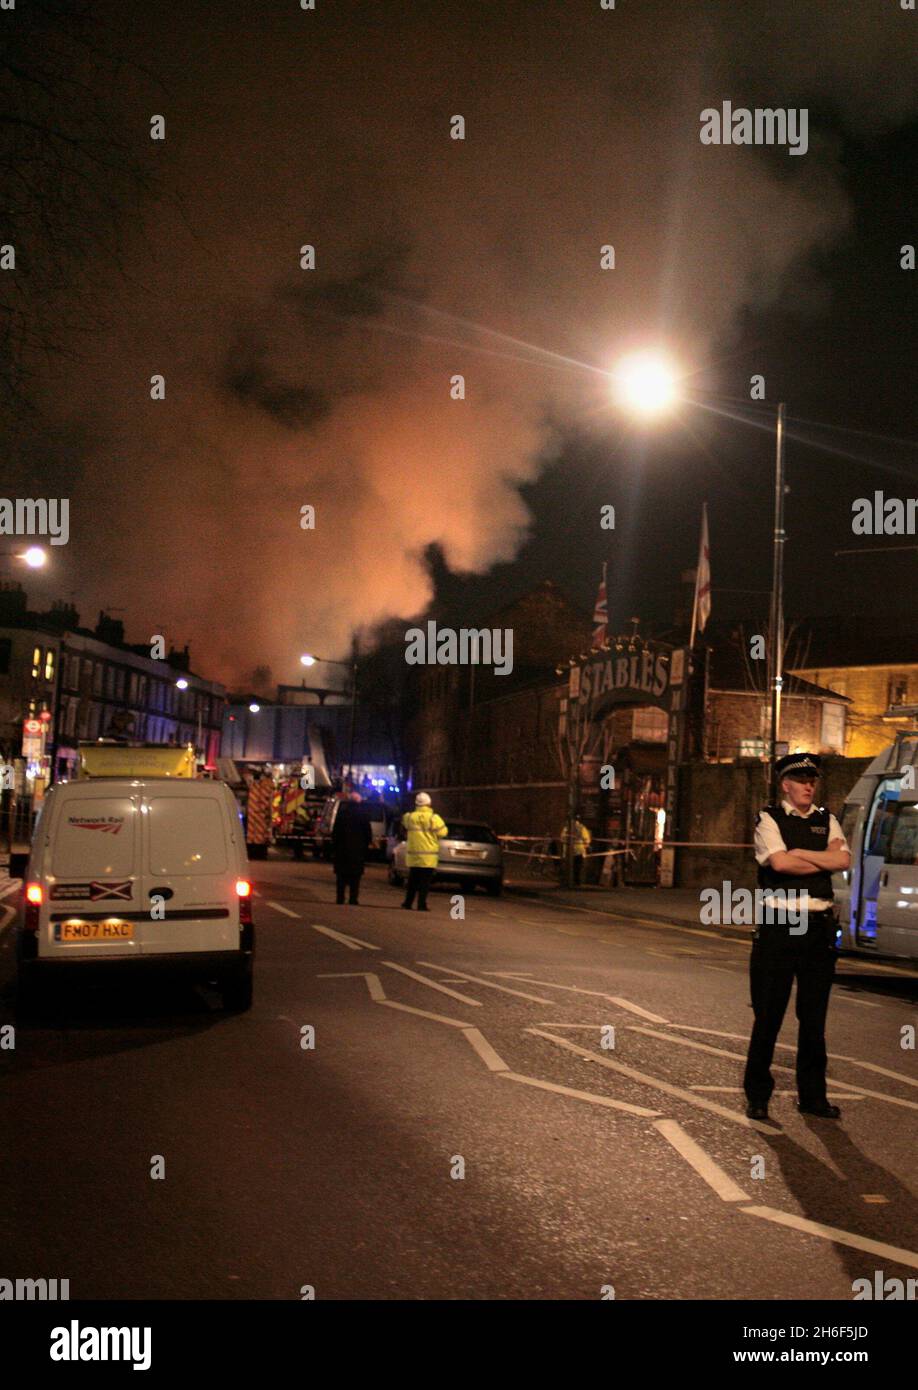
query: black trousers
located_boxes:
[335,870,362,904]
[573,855,584,886]
[743,910,838,1107]
[403,867,435,908]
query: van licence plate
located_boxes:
[453,848,484,858]
[55,921,134,942]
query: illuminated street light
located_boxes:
[176,678,189,690]
[249,702,260,713]
[300,654,316,667]
[613,351,680,417]
[22,546,48,569]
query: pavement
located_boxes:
[1,854,916,1300]
[506,876,753,940]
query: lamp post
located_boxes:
[767,403,787,799]
[300,637,359,787]
[612,359,790,804]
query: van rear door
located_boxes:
[141,789,238,955]
[41,792,141,959]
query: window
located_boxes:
[888,674,909,708]
[105,665,115,698]
[884,803,918,867]
[114,668,125,699]
[31,645,41,678]
[92,664,103,696]
[138,675,147,705]
[738,738,767,759]
[82,658,94,685]
[821,702,845,752]
[66,698,78,738]
[44,649,55,682]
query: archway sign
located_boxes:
[566,639,691,887]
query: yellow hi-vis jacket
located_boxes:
[402,807,448,868]
[561,820,591,856]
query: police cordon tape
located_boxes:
[498,835,754,860]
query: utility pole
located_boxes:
[768,402,786,800]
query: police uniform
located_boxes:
[742,753,849,1120]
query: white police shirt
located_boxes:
[754,799,848,911]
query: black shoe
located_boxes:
[418,905,430,912]
[797,1101,841,1119]
[746,1103,770,1121]
[401,903,412,910]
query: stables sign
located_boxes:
[569,641,683,713]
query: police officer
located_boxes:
[743,753,850,1121]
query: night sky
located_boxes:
[4,0,916,682]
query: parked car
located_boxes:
[314,795,388,861]
[388,819,503,895]
[16,775,254,1013]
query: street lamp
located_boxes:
[613,351,680,418]
[299,640,359,786]
[613,352,787,791]
[23,546,48,569]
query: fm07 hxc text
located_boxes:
[744,1327,867,1341]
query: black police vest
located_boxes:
[756,804,834,902]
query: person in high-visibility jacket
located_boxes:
[401,792,448,911]
[561,817,591,886]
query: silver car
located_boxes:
[388,819,503,896]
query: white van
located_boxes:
[834,729,918,965]
[16,777,254,1011]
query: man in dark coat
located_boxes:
[332,792,372,905]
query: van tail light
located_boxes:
[24,883,42,933]
[236,879,252,926]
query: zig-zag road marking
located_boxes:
[319,972,660,1118]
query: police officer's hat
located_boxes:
[775,752,821,780]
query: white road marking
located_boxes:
[691,1086,862,1100]
[310,922,381,950]
[497,974,669,1022]
[382,961,481,1006]
[416,961,555,1004]
[498,1070,661,1117]
[319,970,468,1024]
[462,1028,509,1071]
[266,901,301,918]
[665,1023,918,1098]
[483,970,537,977]
[833,995,879,1008]
[529,1029,779,1131]
[318,971,387,1002]
[739,1206,918,1271]
[653,1120,750,1202]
